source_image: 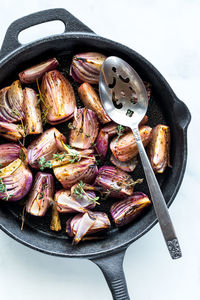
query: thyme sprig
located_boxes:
[0,177,13,200]
[38,156,52,170]
[116,124,125,142]
[73,181,100,205]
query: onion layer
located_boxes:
[110,192,151,226]
[0,158,32,201]
[27,128,66,169]
[95,166,138,198]
[66,211,111,244]
[0,143,26,168]
[53,156,98,189]
[26,172,54,216]
[78,83,110,124]
[110,125,152,162]
[148,124,171,173]
[0,122,25,141]
[19,58,59,84]
[69,108,99,149]
[41,70,76,124]
[70,52,106,84]
[23,88,43,135]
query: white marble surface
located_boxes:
[0,1,199,299]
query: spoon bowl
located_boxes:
[99,56,148,128]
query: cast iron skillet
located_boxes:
[0,9,191,300]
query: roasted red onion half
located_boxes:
[23,88,43,135]
[95,117,148,161]
[53,156,98,189]
[70,52,106,84]
[78,83,110,124]
[55,185,96,213]
[110,125,152,162]
[0,143,26,168]
[26,172,54,216]
[19,58,59,84]
[27,128,66,169]
[95,166,142,198]
[69,108,99,149]
[110,192,151,227]
[41,70,76,124]
[0,158,32,201]
[66,211,111,244]
[0,82,24,123]
[50,203,62,231]
[110,155,138,173]
[148,124,171,173]
[0,122,25,141]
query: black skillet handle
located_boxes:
[91,249,130,300]
[173,97,191,129]
[0,8,94,58]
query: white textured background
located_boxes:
[0,1,199,299]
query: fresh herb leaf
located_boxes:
[53,152,67,161]
[68,153,81,164]
[0,177,6,193]
[116,124,125,142]
[38,156,52,170]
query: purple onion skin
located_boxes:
[0,159,33,202]
[27,128,66,169]
[0,86,23,123]
[110,192,151,227]
[0,143,23,168]
[70,52,106,84]
[69,108,99,149]
[26,172,54,216]
[95,129,108,161]
[19,58,59,84]
[95,166,134,198]
[7,80,24,120]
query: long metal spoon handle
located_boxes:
[132,127,182,259]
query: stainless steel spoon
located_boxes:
[99,56,182,259]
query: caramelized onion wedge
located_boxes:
[41,70,76,124]
[53,156,98,189]
[66,211,111,244]
[26,172,54,216]
[95,166,141,198]
[7,80,24,120]
[69,108,99,149]
[23,88,43,135]
[78,83,110,124]
[50,203,62,231]
[27,128,66,169]
[0,159,33,201]
[70,52,106,84]
[0,143,25,167]
[148,124,171,173]
[55,186,96,213]
[110,192,151,226]
[19,58,59,84]
[110,125,152,162]
[0,122,25,141]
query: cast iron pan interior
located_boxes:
[0,34,189,257]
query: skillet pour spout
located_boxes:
[0,8,191,300]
